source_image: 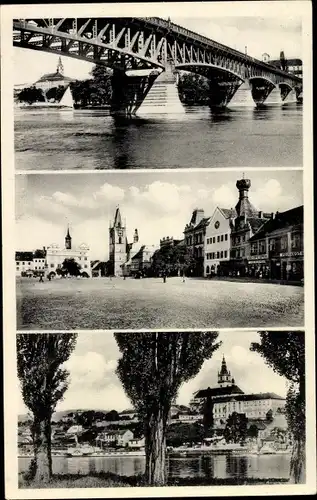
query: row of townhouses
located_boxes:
[16,177,303,282]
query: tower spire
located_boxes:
[235,176,258,218]
[57,56,64,75]
[65,224,72,250]
[218,355,233,387]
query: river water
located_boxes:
[14,90,302,170]
[19,454,291,481]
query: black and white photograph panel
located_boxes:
[15,170,304,330]
[13,14,303,170]
[16,330,305,488]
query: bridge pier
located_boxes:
[249,77,276,106]
[110,69,160,117]
[135,62,185,117]
[208,79,242,108]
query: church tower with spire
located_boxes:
[109,206,127,276]
[65,226,72,250]
[217,355,235,388]
[57,56,64,76]
[235,177,258,218]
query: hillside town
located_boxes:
[16,176,303,284]
[18,356,291,459]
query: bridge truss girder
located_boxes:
[13,17,300,89]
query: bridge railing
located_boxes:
[139,17,301,82]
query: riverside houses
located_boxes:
[248,205,304,281]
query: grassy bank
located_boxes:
[19,471,290,489]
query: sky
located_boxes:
[17,330,292,415]
[15,170,303,261]
[13,16,302,85]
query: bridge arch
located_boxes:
[175,63,244,83]
[249,75,276,87]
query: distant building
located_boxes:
[16,249,46,276]
[190,356,286,425]
[227,178,271,276]
[34,56,73,91]
[46,226,91,277]
[204,207,235,277]
[97,429,134,448]
[184,208,211,276]
[248,205,303,281]
[268,52,302,78]
[262,53,270,63]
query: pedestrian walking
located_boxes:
[39,274,44,283]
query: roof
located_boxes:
[249,206,303,242]
[220,208,236,219]
[213,392,285,403]
[36,71,73,83]
[113,207,122,227]
[103,429,132,436]
[269,58,302,67]
[16,251,33,262]
[248,217,267,234]
[194,385,245,399]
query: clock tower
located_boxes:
[109,206,127,276]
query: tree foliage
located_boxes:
[224,412,248,444]
[17,86,45,104]
[250,331,305,484]
[178,73,210,105]
[17,333,77,482]
[62,258,82,277]
[115,331,221,485]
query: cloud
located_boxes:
[212,185,236,208]
[129,181,195,214]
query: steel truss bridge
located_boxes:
[13,17,302,114]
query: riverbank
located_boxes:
[19,472,290,489]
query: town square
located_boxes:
[15,170,304,330]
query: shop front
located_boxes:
[279,251,304,281]
[247,254,270,279]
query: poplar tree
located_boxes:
[115,331,220,485]
[250,331,305,484]
[17,333,78,483]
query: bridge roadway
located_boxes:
[13,17,302,115]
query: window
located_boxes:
[213,237,216,243]
[220,251,223,258]
[118,237,122,244]
[251,242,257,255]
[22,262,25,265]
[84,257,87,261]
[291,232,301,250]
[281,236,288,251]
[84,265,88,268]
[35,266,37,270]
[217,251,220,259]
[217,236,220,243]
[50,264,54,268]
[221,235,224,242]
[212,252,215,259]
[259,240,266,254]
[224,250,227,258]
[242,235,245,242]
[225,234,228,241]
[236,236,240,244]
[269,239,275,251]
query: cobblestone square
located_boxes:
[16,276,304,330]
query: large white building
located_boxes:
[190,356,286,425]
[46,227,92,277]
[16,250,46,276]
[204,207,236,277]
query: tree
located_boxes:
[105,409,120,421]
[202,394,214,435]
[247,423,259,439]
[18,86,45,104]
[266,409,274,423]
[61,258,81,277]
[250,331,305,483]
[115,331,221,485]
[224,412,248,444]
[17,333,77,482]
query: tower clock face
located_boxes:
[215,221,220,229]
[117,229,123,236]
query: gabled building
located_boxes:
[34,57,73,92]
[226,178,271,276]
[204,207,236,277]
[46,226,91,277]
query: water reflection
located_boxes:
[18,453,291,481]
[15,102,302,170]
